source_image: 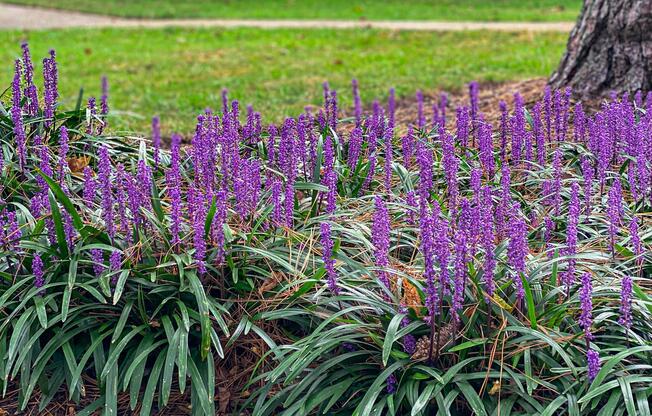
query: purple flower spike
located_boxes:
[348,127,363,170]
[629,217,642,262]
[607,179,623,256]
[372,196,392,295]
[398,305,416,354]
[109,250,122,284]
[587,349,600,381]
[507,203,528,301]
[579,272,594,340]
[90,249,105,277]
[480,187,496,300]
[469,81,479,122]
[87,97,97,135]
[11,60,27,172]
[416,90,425,130]
[43,49,58,127]
[320,222,339,294]
[167,134,182,246]
[499,101,509,163]
[352,79,362,125]
[452,228,468,322]
[619,275,633,329]
[21,42,39,117]
[98,146,114,239]
[562,183,580,291]
[271,177,284,226]
[386,374,397,394]
[33,253,45,292]
[580,157,594,218]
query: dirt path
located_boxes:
[0,3,574,31]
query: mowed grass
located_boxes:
[4,0,582,22]
[0,28,567,134]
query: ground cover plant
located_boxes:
[3,0,582,22]
[1,43,652,415]
[0,28,567,134]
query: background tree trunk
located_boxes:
[549,0,652,97]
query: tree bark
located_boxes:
[549,0,652,97]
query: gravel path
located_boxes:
[0,3,574,31]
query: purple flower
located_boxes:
[511,93,525,164]
[439,92,448,128]
[543,216,554,259]
[167,134,182,247]
[152,116,161,168]
[11,60,27,172]
[5,211,21,251]
[607,179,623,256]
[90,249,105,277]
[416,140,433,200]
[619,275,633,329]
[383,126,393,194]
[452,228,468,322]
[416,90,425,130]
[32,253,45,291]
[21,42,39,116]
[43,49,58,127]
[469,81,479,122]
[420,204,438,318]
[532,102,545,166]
[581,157,594,218]
[372,196,392,294]
[82,166,96,208]
[562,183,580,290]
[109,250,122,285]
[441,130,459,211]
[386,374,397,394]
[86,97,97,135]
[348,127,363,170]
[100,76,109,115]
[456,107,470,149]
[578,272,593,340]
[221,88,229,115]
[480,187,496,300]
[271,177,284,226]
[98,76,109,134]
[544,86,552,143]
[115,164,132,243]
[587,349,600,381]
[507,203,528,301]
[388,87,396,131]
[212,187,228,265]
[352,79,362,125]
[320,222,339,294]
[400,127,414,169]
[499,101,509,163]
[323,136,337,214]
[551,148,563,216]
[327,90,338,132]
[574,103,586,142]
[629,217,642,261]
[478,122,495,178]
[405,191,417,225]
[191,190,208,275]
[98,145,114,239]
[398,305,416,354]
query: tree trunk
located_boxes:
[549,0,652,97]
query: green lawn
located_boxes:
[4,0,582,22]
[0,28,567,134]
